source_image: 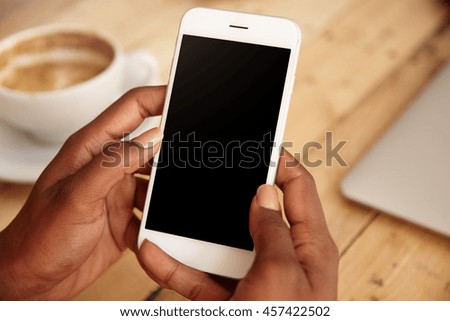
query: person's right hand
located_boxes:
[0,86,165,300]
[138,150,339,300]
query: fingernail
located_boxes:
[144,128,163,149]
[256,184,280,211]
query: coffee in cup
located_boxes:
[0,25,159,144]
[0,32,115,92]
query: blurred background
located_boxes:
[0,0,449,300]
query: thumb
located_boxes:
[69,127,163,202]
[249,185,297,263]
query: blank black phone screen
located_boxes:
[145,35,290,250]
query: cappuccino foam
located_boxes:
[0,32,114,92]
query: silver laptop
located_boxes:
[341,62,450,237]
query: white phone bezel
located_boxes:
[138,7,301,279]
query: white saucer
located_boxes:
[0,52,162,184]
[0,123,60,183]
[0,115,161,184]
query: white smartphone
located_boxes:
[138,7,301,279]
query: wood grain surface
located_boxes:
[0,0,449,301]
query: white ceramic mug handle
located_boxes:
[123,50,160,90]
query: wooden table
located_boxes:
[1,0,449,301]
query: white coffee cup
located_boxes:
[0,24,160,144]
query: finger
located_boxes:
[235,185,310,300]
[249,185,298,263]
[134,161,152,176]
[125,215,141,253]
[210,275,239,293]
[42,86,166,184]
[134,175,149,211]
[138,240,232,301]
[68,127,163,203]
[275,149,330,239]
[250,185,307,284]
[276,149,339,298]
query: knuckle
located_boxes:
[63,129,98,161]
[297,167,316,189]
[283,164,317,192]
[258,258,299,282]
[63,131,83,151]
[99,140,145,171]
[123,86,144,99]
[162,262,180,288]
[187,276,207,301]
[295,241,321,263]
[295,237,339,268]
[122,87,154,118]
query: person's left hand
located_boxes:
[0,86,166,300]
